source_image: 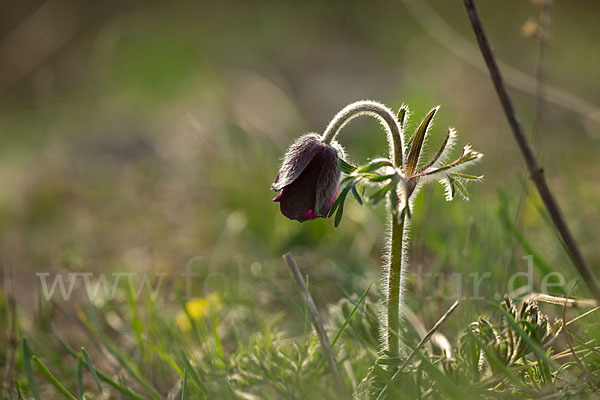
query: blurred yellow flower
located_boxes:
[176,292,222,332]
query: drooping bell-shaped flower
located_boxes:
[272,134,345,222]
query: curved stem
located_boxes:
[321,100,406,357]
[320,101,404,167]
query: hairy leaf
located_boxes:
[405,106,438,176]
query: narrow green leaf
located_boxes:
[334,199,344,227]
[450,176,470,200]
[419,128,453,172]
[397,105,408,129]
[331,282,373,348]
[406,106,438,175]
[328,185,351,218]
[366,173,395,182]
[51,323,147,400]
[142,338,183,375]
[81,347,103,394]
[369,182,394,205]
[453,172,483,180]
[496,200,560,291]
[421,146,482,178]
[337,157,357,174]
[340,174,356,185]
[314,282,375,374]
[14,380,24,400]
[32,355,78,400]
[87,304,163,400]
[356,159,394,173]
[447,177,456,200]
[22,338,40,400]
[180,352,209,395]
[51,323,76,354]
[212,314,224,359]
[351,184,363,205]
[181,366,189,400]
[76,357,83,400]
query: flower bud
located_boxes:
[272,134,344,222]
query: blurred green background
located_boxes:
[1,0,599,365]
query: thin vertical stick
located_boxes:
[282,253,346,394]
[463,0,600,302]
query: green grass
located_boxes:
[2,0,600,398]
[3,159,600,398]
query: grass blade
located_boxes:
[212,314,224,359]
[332,282,374,348]
[51,324,146,400]
[87,304,163,400]
[179,352,209,395]
[81,347,103,394]
[181,366,189,400]
[497,196,560,288]
[32,355,77,400]
[76,357,83,400]
[22,338,40,400]
[14,380,24,400]
[143,337,184,376]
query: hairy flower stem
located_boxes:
[387,214,405,356]
[321,100,406,356]
[321,101,404,166]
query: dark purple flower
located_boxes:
[272,134,345,222]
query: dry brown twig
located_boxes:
[463,0,600,303]
[524,292,597,309]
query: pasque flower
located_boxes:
[272,101,482,360]
[272,134,345,222]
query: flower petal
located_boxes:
[313,145,341,217]
[272,134,322,191]
[277,152,322,221]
